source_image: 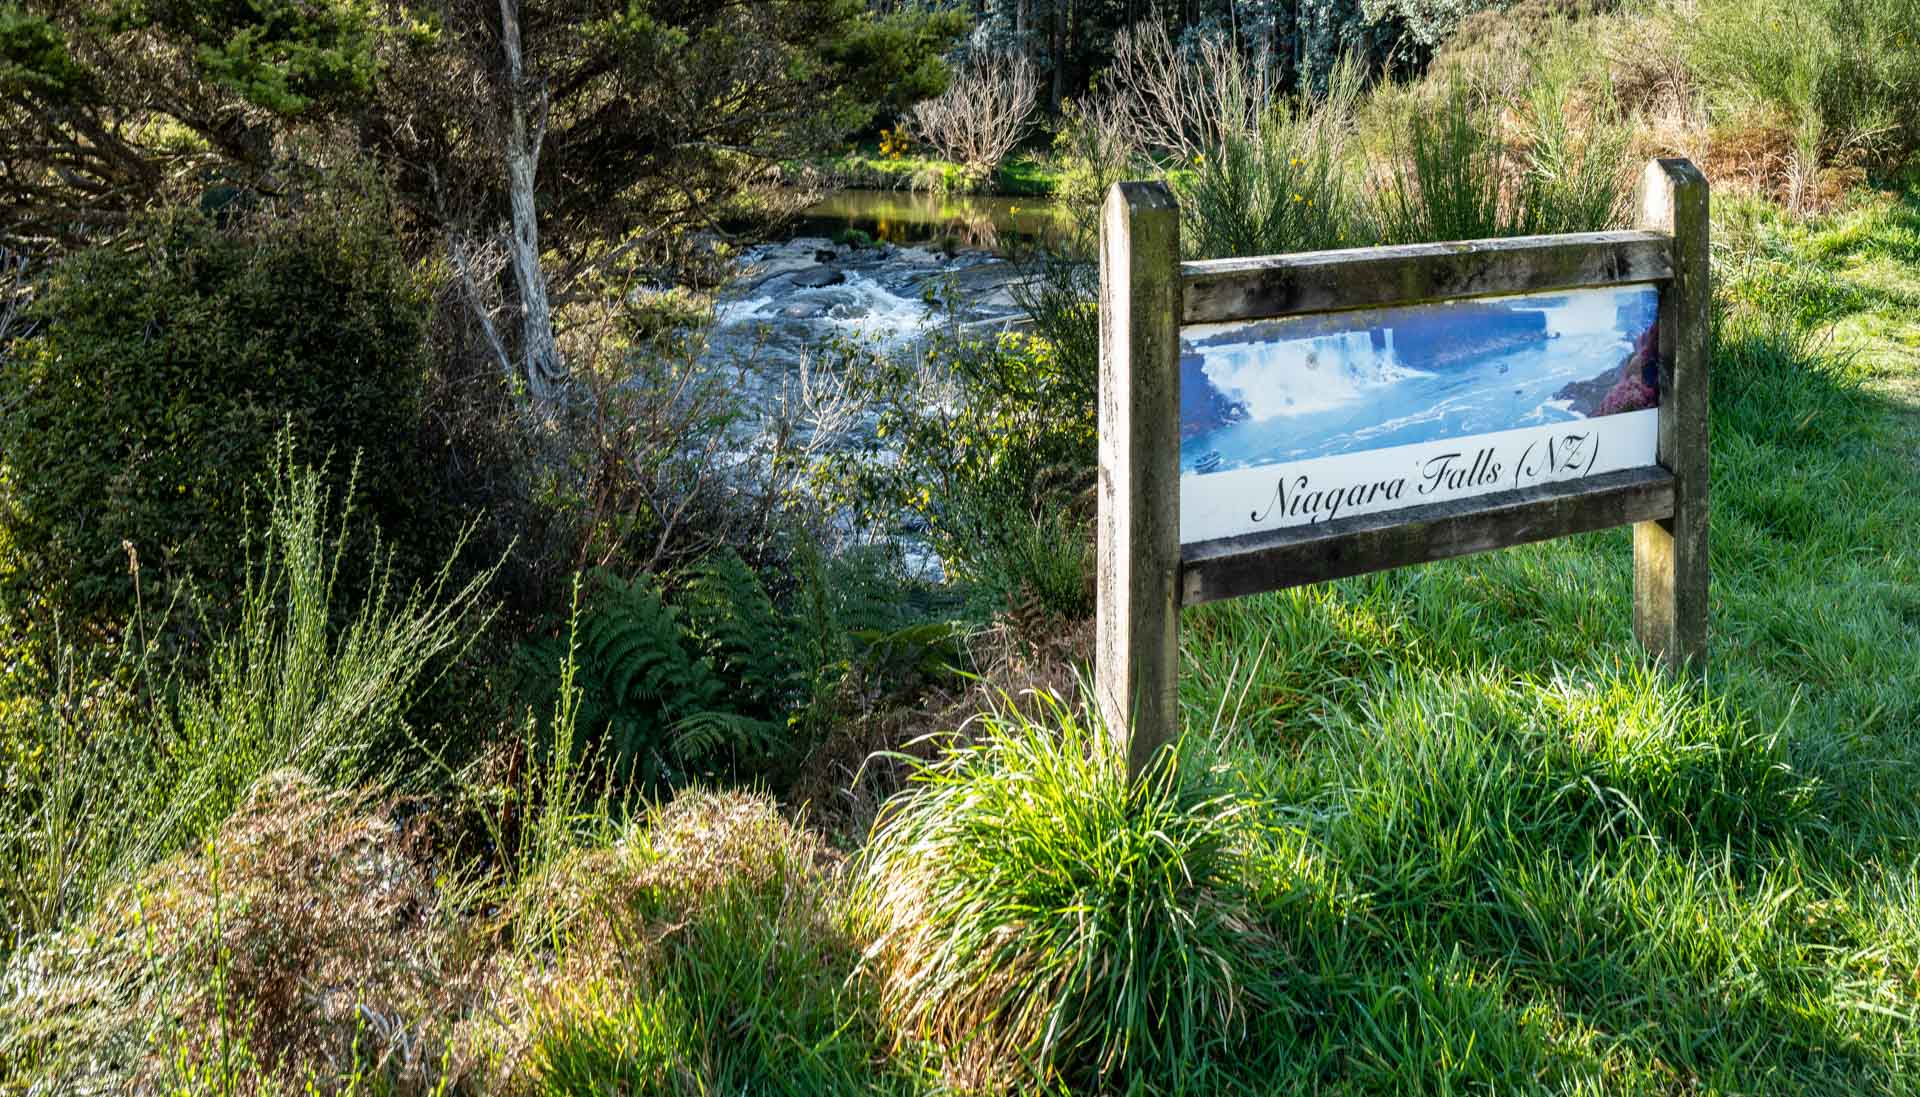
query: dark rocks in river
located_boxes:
[789,266,847,289]
[1555,324,1660,416]
[1181,351,1246,441]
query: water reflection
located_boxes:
[790,189,1075,254]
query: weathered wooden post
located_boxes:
[1633,158,1710,672]
[1096,181,1181,780]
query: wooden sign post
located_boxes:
[1097,159,1709,779]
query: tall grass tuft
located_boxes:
[1177,55,1367,259]
[1513,40,1634,235]
[0,439,496,953]
[855,690,1278,1091]
[1369,77,1516,244]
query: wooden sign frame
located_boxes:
[1097,159,1709,778]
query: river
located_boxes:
[705,189,1071,395]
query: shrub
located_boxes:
[2,771,488,1095]
[906,52,1040,177]
[0,450,491,985]
[0,191,439,648]
[1368,71,1629,244]
[1176,56,1369,260]
[856,693,1280,1091]
[1681,0,1920,194]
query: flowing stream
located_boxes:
[704,189,1068,409]
[697,190,1069,574]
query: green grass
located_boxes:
[818,144,1063,196]
[845,185,1920,1094]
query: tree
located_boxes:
[0,0,963,404]
[908,52,1042,176]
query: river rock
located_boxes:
[790,266,847,288]
[1554,324,1660,416]
[890,246,945,266]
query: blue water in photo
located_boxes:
[1180,285,1661,474]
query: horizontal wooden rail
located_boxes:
[1181,231,1673,325]
[1180,466,1676,605]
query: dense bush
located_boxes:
[0,194,439,646]
[510,551,954,794]
[1682,0,1920,189]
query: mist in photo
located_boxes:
[1179,284,1661,475]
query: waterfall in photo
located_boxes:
[1200,329,1426,421]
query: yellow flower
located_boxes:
[1292,193,1303,202]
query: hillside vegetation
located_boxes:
[3,0,1920,1093]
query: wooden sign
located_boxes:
[1097,159,1709,778]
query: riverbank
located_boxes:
[802,144,1063,197]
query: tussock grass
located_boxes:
[510,788,916,1096]
[855,693,1281,1092]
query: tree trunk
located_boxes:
[499,0,563,406]
[1050,0,1065,111]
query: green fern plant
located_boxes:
[510,570,725,789]
[511,551,966,794]
[677,550,800,717]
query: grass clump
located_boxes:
[856,692,1278,1092]
[511,788,913,1096]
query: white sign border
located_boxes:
[1180,409,1660,545]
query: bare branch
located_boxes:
[907,53,1040,174]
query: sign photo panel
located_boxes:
[1178,283,1664,544]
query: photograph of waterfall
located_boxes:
[1178,284,1662,476]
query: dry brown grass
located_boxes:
[1,770,497,1094]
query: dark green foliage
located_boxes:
[3,0,966,252]
[830,260,1099,621]
[679,550,802,719]
[0,9,86,103]
[135,0,385,115]
[511,570,740,790]
[0,196,437,647]
[512,552,961,792]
